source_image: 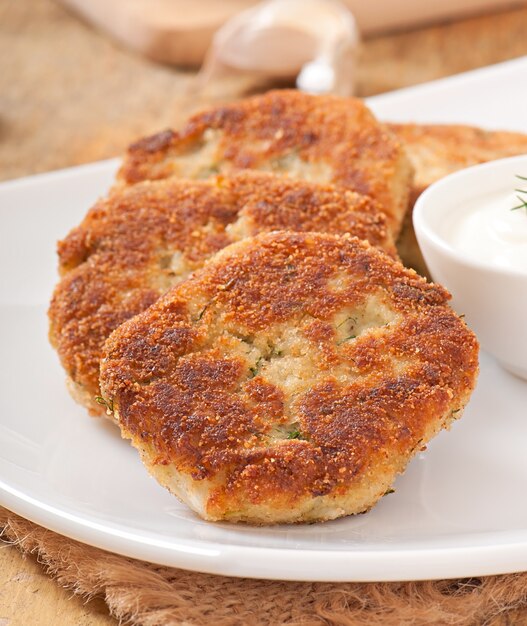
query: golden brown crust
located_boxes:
[100,232,479,523]
[389,123,527,197]
[49,172,396,415]
[119,90,413,236]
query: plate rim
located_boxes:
[2,463,527,582]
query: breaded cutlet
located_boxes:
[119,90,413,237]
[49,171,396,416]
[100,231,479,525]
[389,123,527,274]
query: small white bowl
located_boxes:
[413,154,527,381]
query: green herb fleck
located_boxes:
[249,356,264,378]
[287,429,303,440]
[94,396,113,413]
[410,438,424,455]
[337,316,357,329]
[197,302,210,320]
[384,488,395,496]
[337,334,356,346]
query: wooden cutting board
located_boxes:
[57,0,517,67]
[58,0,259,66]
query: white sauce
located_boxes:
[446,189,527,272]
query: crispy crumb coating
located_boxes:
[390,123,527,274]
[390,123,527,199]
[100,232,479,525]
[119,90,413,237]
[49,172,396,415]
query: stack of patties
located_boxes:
[49,90,479,524]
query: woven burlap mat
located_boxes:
[1,507,526,625]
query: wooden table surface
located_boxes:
[1,1,527,623]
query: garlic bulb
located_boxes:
[196,0,360,96]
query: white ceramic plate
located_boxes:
[1,58,527,582]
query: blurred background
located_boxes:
[1,0,527,183]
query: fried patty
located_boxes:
[49,172,396,416]
[119,90,413,237]
[99,232,479,525]
[389,123,527,274]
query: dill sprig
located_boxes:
[511,175,527,213]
